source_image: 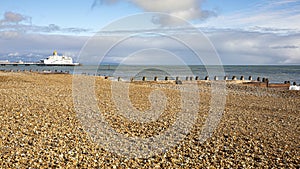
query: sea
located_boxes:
[1,65,299,84]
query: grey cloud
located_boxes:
[2,12,27,23]
[47,24,60,32]
[271,45,299,49]
[248,26,299,35]
[0,12,90,35]
[92,0,119,8]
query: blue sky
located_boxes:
[0,0,299,65]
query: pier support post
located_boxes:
[195,76,199,80]
[176,76,180,81]
[190,76,193,81]
[154,76,158,81]
[224,76,228,80]
[232,76,237,80]
[130,77,134,82]
[205,76,209,80]
[240,76,244,81]
[249,76,253,81]
[165,76,169,81]
[118,77,121,81]
[214,76,218,80]
[142,76,147,81]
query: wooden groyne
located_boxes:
[105,75,295,90]
[0,69,297,90]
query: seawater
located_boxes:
[1,65,299,84]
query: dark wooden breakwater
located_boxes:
[107,75,294,90]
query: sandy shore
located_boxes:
[0,72,299,168]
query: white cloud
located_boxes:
[93,0,216,26]
[8,52,19,57]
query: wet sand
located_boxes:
[0,72,299,168]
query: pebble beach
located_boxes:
[0,72,299,168]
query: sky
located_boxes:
[0,0,300,65]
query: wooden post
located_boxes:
[142,76,147,81]
[214,76,218,80]
[249,76,253,81]
[130,77,134,82]
[165,76,169,81]
[224,76,228,80]
[118,77,121,81]
[176,76,180,81]
[186,76,189,81]
[232,76,237,80]
[240,76,244,81]
[176,80,182,84]
[257,77,261,82]
[195,76,199,80]
[190,76,193,81]
[205,76,209,80]
[154,76,158,81]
